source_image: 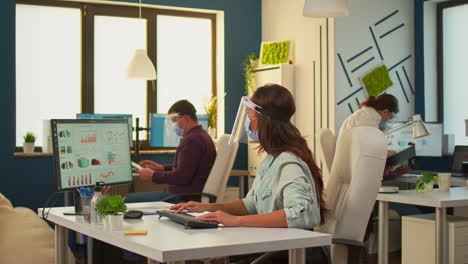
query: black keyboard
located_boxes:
[157,210,219,229]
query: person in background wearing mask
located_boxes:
[339,93,410,179]
[126,100,216,203]
[339,93,427,216]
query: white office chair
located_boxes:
[163,134,239,203]
[317,127,387,264]
[317,128,336,176]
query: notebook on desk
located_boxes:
[387,145,416,167]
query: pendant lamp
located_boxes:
[303,0,349,17]
[126,0,156,80]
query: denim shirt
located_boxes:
[242,152,321,229]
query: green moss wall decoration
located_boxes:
[362,65,393,96]
[260,41,290,65]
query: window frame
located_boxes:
[436,0,468,123]
[15,0,217,151]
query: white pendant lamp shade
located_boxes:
[127,49,157,80]
[303,0,349,17]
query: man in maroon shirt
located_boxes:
[126,100,216,203]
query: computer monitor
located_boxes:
[149,113,209,147]
[386,122,443,157]
[51,119,133,191]
[452,146,468,173]
[76,113,133,147]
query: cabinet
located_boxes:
[402,214,468,264]
[248,64,295,177]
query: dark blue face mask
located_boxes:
[244,118,259,141]
[378,120,388,131]
[173,122,183,137]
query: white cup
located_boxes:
[438,173,451,192]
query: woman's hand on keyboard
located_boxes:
[170,201,212,213]
[196,211,241,227]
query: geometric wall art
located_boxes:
[334,0,415,130]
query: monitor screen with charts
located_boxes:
[51,119,133,191]
[386,122,443,157]
[76,113,133,147]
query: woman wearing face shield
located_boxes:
[171,84,326,231]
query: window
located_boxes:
[16,4,81,147]
[439,2,468,146]
[93,16,148,139]
[157,15,214,114]
[15,1,217,149]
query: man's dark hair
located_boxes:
[168,100,198,121]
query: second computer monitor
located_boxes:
[149,113,208,147]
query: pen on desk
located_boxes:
[102,186,111,196]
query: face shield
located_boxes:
[229,96,262,144]
[163,113,182,146]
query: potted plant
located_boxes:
[204,93,225,139]
[95,195,127,230]
[242,53,258,96]
[415,172,438,192]
[204,96,218,139]
[23,132,36,153]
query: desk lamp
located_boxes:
[385,114,430,139]
[126,0,156,80]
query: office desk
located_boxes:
[377,187,468,264]
[39,202,331,264]
[386,173,467,187]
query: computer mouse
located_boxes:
[124,210,144,219]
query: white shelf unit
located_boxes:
[402,214,468,264]
[248,64,295,177]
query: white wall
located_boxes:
[262,0,334,173]
[334,0,415,131]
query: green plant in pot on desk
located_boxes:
[95,195,127,230]
[23,132,36,153]
[415,172,438,192]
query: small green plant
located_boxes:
[95,195,127,217]
[23,132,36,143]
[204,96,218,129]
[242,53,257,96]
[415,172,438,192]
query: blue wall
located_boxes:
[0,0,260,210]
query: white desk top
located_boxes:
[39,202,331,262]
[377,187,468,208]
